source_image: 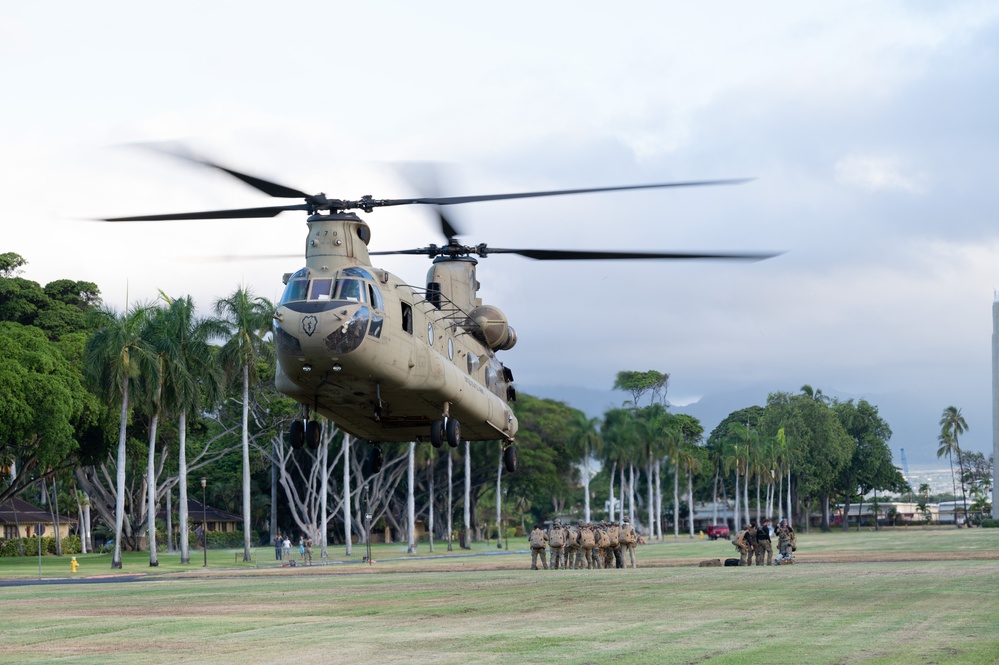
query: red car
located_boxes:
[706,524,730,540]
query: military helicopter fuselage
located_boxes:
[102,146,776,473]
[273,212,518,450]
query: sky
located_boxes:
[3,2,999,469]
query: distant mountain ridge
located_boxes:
[517,383,992,469]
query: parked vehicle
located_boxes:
[706,524,730,540]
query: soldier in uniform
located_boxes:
[548,519,565,570]
[598,521,614,569]
[606,519,623,569]
[775,518,795,563]
[529,523,549,570]
[564,520,580,569]
[744,520,758,566]
[732,524,752,566]
[755,518,773,565]
[620,516,638,568]
[579,521,597,569]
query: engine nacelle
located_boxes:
[469,305,517,351]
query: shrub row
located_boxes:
[0,535,82,557]
[981,518,999,529]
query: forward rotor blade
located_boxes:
[101,204,309,222]
[135,143,311,199]
[379,178,754,208]
[485,248,782,261]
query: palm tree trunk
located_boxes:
[178,410,190,564]
[743,466,750,526]
[320,427,329,558]
[655,461,663,540]
[583,445,591,524]
[608,461,616,522]
[240,365,252,562]
[734,470,740,532]
[673,461,680,538]
[687,465,695,538]
[112,379,129,569]
[342,433,351,556]
[428,455,435,553]
[447,449,453,552]
[956,444,969,526]
[628,464,636,524]
[147,411,160,566]
[646,455,654,539]
[755,475,761,525]
[712,466,719,526]
[496,443,503,545]
[463,441,471,549]
[786,468,792,529]
[407,441,416,553]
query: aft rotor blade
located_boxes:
[102,204,309,221]
[379,178,754,208]
[485,248,782,261]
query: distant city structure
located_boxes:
[992,294,999,519]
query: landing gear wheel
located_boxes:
[445,419,461,448]
[503,445,518,473]
[289,420,305,450]
[365,445,384,475]
[305,420,321,449]
[430,419,445,448]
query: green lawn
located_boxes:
[0,528,997,664]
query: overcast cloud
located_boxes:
[3,2,998,468]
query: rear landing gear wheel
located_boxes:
[365,445,384,475]
[289,420,305,450]
[430,419,445,448]
[305,420,321,449]
[503,445,518,473]
[445,419,461,448]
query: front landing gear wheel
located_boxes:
[503,445,518,473]
[430,419,445,448]
[445,419,461,448]
[289,420,305,450]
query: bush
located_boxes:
[980,519,999,529]
[0,535,80,557]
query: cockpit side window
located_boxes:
[280,279,309,305]
[335,279,365,303]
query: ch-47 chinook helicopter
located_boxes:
[103,149,778,474]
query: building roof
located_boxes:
[157,499,242,524]
[0,497,77,526]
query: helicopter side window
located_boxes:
[368,284,384,311]
[279,279,309,305]
[401,303,413,334]
[335,279,365,303]
[309,279,333,301]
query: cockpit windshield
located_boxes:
[277,267,384,311]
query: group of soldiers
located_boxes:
[529,517,638,570]
[732,518,796,565]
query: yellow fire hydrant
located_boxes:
[71,556,79,573]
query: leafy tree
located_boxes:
[0,322,89,503]
[834,399,902,531]
[614,370,669,407]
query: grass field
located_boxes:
[1,527,997,664]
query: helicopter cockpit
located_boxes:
[280,267,384,311]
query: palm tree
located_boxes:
[939,405,969,525]
[161,294,225,564]
[215,287,274,562]
[84,302,155,569]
